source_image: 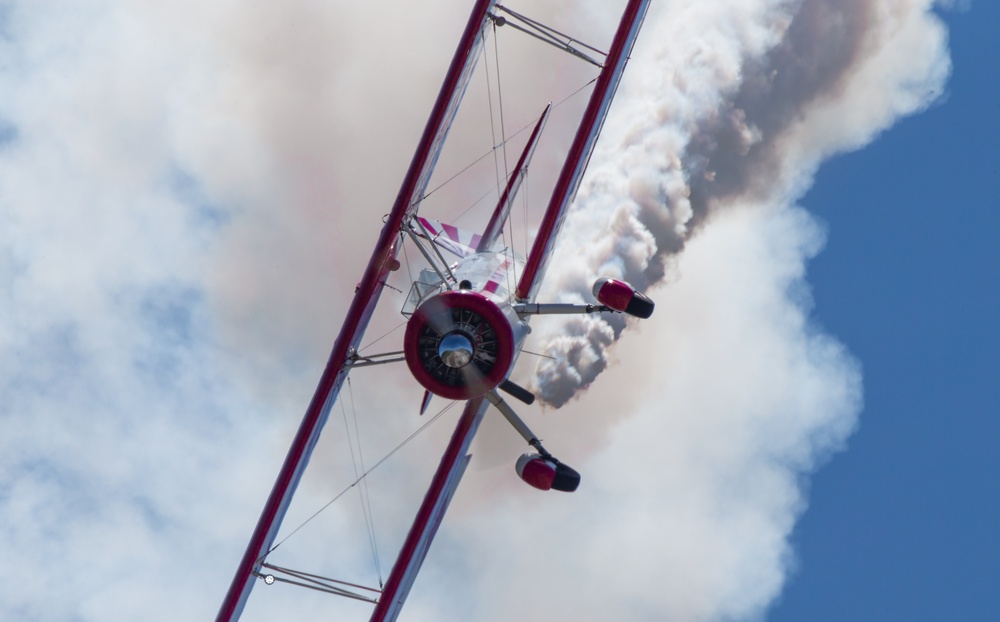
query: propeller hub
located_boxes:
[438,332,474,368]
[403,290,516,400]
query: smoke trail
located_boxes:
[530,0,949,406]
[427,7,950,619]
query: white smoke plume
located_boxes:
[531,0,950,406]
[0,1,949,621]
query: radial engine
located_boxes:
[400,253,654,493]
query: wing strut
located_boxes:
[493,5,606,67]
[515,0,650,301]
[477,103,551,253]
[216,2,497,619]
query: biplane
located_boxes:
[218,1,652,620]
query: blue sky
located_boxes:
[770,3,999,620]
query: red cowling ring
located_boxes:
[403,290,515,400]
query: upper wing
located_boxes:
[515,0,650,302]
[216,2,498,619]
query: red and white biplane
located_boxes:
[218,1,652,620]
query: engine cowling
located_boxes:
[593,277,655,319]
[403,290,515,401]
[515,453,581,492]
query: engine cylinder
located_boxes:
[403,290,515,401]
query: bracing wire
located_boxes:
[520,348,557,361]
[265,401,459,557]
[337,384,378,583]
[415,76,598,207]
[493,22,511,189]
[493,20,520,293]
[522,168,530,255]
[358,320,407,354]
[482,28,505,212]
[401,231,414,289]
[451,172,515,224]
[501,228,514,298]
[347,378,383,586]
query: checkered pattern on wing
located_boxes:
[416,217,484,258]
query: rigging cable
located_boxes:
[347,377,383,586]
[401,231,414,287]
[358,320,407,354]
[415,76,598,207]
[522,168,529,256]
[493,21,511,188]
[265,401,459,557]
[481,27,505,216]
[338,386,376,581]
[493,20,520,294]
[520,348,557,361]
